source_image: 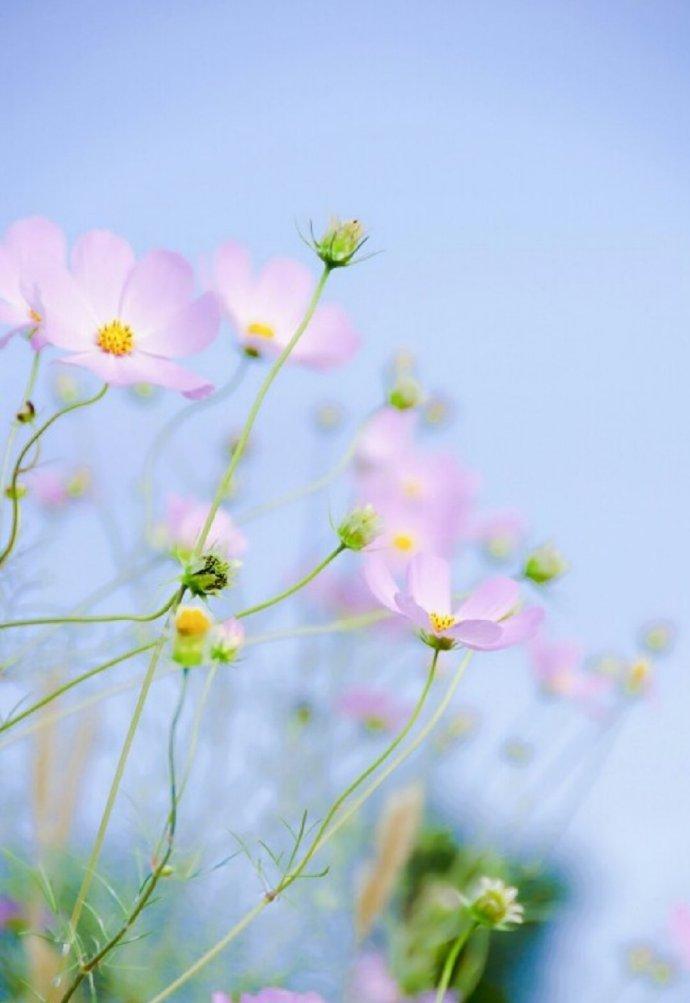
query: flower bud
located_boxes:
[209,617,245,664]
[4,483,27,501]
[314,217,367,268]
[523,543,569,584]
[181,554,239,598]
[464,877,524,930]
[66,466,92,499]
[337,504,382,551]
[639,618,676,655]
[16,401,35,424]
[173,606,213,667]
[623,656,653,697]
[388,375,424,411]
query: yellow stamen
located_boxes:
[97,319,135,356]
[402,479,423,499]
[392,533,415,552]
[28,308,42,325]
[175,607,212,638]
[247,321,275,340]
[429,611,455,633]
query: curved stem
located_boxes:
[435,923,477,1002]
[0,641,156,734]
[0,349,41,535]
[235,543,345,620]
[0,383,108,569]
[192,264,332,558]
[0,592,177,632]
[141,359,249,538]
[148,648,474,1003]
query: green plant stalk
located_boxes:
[148,649,475,1003]
[235,543,345,619]
[435,922,478,1002]
[192,264,332,558]
[0,383,108,568]
[0,591,177,632]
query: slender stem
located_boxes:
[0,592,177,632]
[0,641,157,734]
[0,349,42,535]
[65,586,185,949]
[235,543,345,620]
[435,923,477,1002]
[141,359,249,538]
[193,264,332,558]
[148,648,475,1003]
[0,383,108,569]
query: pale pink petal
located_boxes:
[211,241,254,322]
[406,553,452,615]
[40,269,99,350]
[291,302,360,371]
[4,217,66,274]
[59,349,214,399]
[71,230,135,324]
[363,556,400,612]
[394,591,429,629]
[137,292,220,356]
[449,619,503,648]
[120,250,194,334]
[479,607,544,650]
[455,577,520,623]
[0,246,22,305]
[58,349,127,384]
[254,258,313,323]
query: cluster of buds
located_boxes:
[337,504,382,551]
[172,606,244,668]
[180,553,240,598]
[462,877,524,930]
[523,543,569,585]
[312,217,367,269]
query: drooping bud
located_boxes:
[209,617,245,664]
[523,543,569,584]
[173,605,213,667]
[389,375,424,411]
[464,877,524,930]
[181,554,239,598]
[337,504,382,551]
[4,483,27,501]
[16,401,36,424]
[313,217,367,268]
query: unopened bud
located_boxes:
[314,217,367,268]
[16,401,35,424]
[523,543,569,584]
[209,617,245,663]
[337,504,382,551]
[464,877,524,930]
[389,375,424,411]
[173,606,213,667]
[5,483,27,501]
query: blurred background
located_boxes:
[1,2,689,999]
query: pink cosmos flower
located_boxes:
[240,991,325,1003]
[27,466,91,510]
[349,953,457,1003]
[160,494,246,558]
[0,216,66,349]
[210,242,360,370]
[364,552,543,650]
[669,903,690,969]
[40,230,219,398]
[473,509,527,562]
[337,687,411,731]
[529,636,586,699]
[355,407,417,470]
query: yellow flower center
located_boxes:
[247,321,275,340]
[402,479,423,499]
[392,533,415,552]
[175,607,212,638]
[429,611,455,633]
[28,308,42,325]
[97,319,135,356]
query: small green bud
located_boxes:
[464,877,524,930]
[181,554,239,598]
[159,864,174,877]
[314,217,367,268]
[5,483,27,501]
[16,400,36,424]
[337,504,382,551]
[523,543,569,584]
[389,375,424,411]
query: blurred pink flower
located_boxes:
[473,509,527,561]
[0,216,66,349]
[0,895,22,929]
[211,995,231,1003]
[337,687,411,731]
[27,466,91,510]
[240,991,325,1003]
[211,242,360,370]
[669,903,690,968]
[355,407,417,470]
[40,230,219,398]
[364,552,543,650]
[529,636,585,698]
[160,494,246,558]
[349,953,457,1003]
[371,501,457,570]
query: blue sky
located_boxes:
[1,2,689,998]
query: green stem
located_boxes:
[0,383,108,569]
[0,592,177,632]
[0,641,157,734]
[148,648,475,1003]
[235,543,345,620]
[192,264,332,558]
[0,349,42,535]
[435,923,477,1002]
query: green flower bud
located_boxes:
[337,504,382,551]
[181,554,239,598]
[5,483,27,501]
[16,400,35,424]
[464,877,524,930]
[388,375,424,411]
[314,217,367,268]
[523,543,569,584]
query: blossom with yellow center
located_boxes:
[428,612,455,634]
[175,606,212,638]
[392,533,415,552]
[96,319,135,356]
[246,321,275,340]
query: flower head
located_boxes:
[0,217,66,350]
[209,618,245,664]
[523,543,569,585]
[337,687,410,732]
[181,554,239,598]
[337,504,382,551]
[473,510,527,562]
[40,230,219,398]
[463,877,524,930]
[27,466,91,510]
[364,552,543,651]
[173,606,213,667]
[210,242,360,370]
[313,217,367,268]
